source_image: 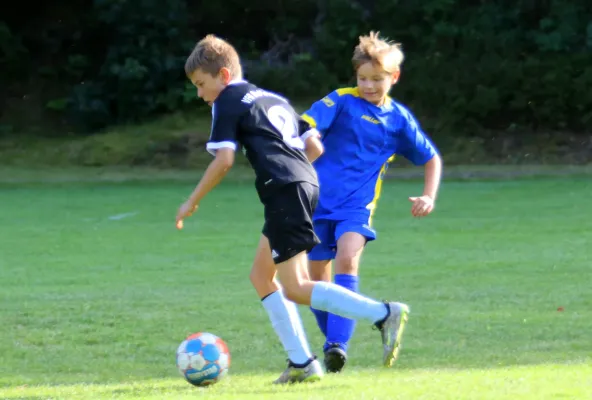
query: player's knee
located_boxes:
[308,269,324,281]
[335,254,359,275]
[309,260,331,281]
[282,282,307,304]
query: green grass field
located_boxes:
[1,172,590,399]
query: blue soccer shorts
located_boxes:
[308,217,377,261]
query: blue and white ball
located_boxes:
[176,332,231,387]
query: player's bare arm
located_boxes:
[303,134,324,163]
[176,148,235,229]
[409,153,442,218]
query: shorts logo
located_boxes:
[271,249,280,259]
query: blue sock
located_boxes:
[325,274,359,352]
[310,307,328,338]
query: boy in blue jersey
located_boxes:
[302,32,443,373]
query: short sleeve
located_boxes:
[301,89,344,134]
[206,97,241,156]
[297,116,321,141]
[397,107,438,165]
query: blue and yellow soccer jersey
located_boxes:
[302,87,438,223]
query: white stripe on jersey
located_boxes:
[206,141,237,156]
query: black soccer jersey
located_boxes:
[206,81,319,199]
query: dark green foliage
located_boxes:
[65,0,196,131]
[1,0,591,134]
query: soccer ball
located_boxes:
[176,332,231,387]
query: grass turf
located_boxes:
[0,176,590,399]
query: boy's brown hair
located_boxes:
[352,31,404,74]
[184,34,242,78]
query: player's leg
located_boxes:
[260,185,323,384]
[307,220,336,339]
[308,261,331,338]
[249,233,282,298]
[277,252,383,322]
[277,252,408,368]
[272,183,409,368]
[308,260,332,282]
[249,234,318,377]
[323,221,376,372]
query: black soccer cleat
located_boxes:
[323,344,347,373]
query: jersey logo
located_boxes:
[321,96,335,107]
[361,115,380,124]
[241,89,286,104]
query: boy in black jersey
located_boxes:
[176,35,409,384]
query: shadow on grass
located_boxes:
[2,357,588,394]
[1,379,345,400]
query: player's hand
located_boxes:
[408,195,435,218]
[176,201,198,230]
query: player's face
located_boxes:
[189,68,228,106]
[356,62,399,106]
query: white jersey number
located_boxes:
[266,105,305,150]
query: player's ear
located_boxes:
[219,67,232,84]
[391,70,401,84]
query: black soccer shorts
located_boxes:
[261,181,321,264]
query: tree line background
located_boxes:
[1,0,591,142]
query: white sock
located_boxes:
[262,290,312,365]
[311,281,388,323]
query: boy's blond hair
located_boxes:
[184,34,242,79]
[352,31,404,74]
